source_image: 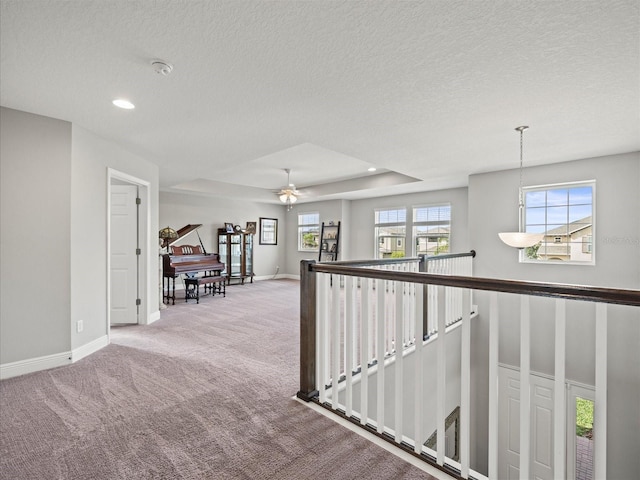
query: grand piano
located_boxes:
[162,224,224,304]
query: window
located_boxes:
[523,181,595,263]
[298,212,319,251]
[413,204,451,256]
[374,208,406,258]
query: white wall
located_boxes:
[71,125,159,347]
[160,191,286,280]
[468,152,640,478]
[1,107,72,364]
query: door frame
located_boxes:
[107,168,151,334]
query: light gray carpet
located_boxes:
[0,279,433,479]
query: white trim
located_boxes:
[107,168,152,329]
[71,335,109,362]
[149,310,161,324]
[1,351,71,380]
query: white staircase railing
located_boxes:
[297,255,640,479]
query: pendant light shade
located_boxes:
[498,126,543,249]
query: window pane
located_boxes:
[547,206,568,224]
[376,208,406,224]
[525,190,546,207]
[376,226,406,258]
[569,205,592,223]
[414,205,451,222]
[546,189,569,206]
[298,213,319,251]
[525,207,546,225]
[522,181,594,263]
[413,204,451,256]
[569,186,593,205]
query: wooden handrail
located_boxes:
[423,250,476,261]
[323,257,421,267]
[307,263,640,307]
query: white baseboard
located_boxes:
[148,310,161,324]
[1,351,71,380]
[71,335,109,363]
[1,335,110,380]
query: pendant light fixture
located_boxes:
[278,168,299,211]
[498,126,544,249]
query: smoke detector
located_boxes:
[151,60,173,76]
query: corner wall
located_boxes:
[1,107,72,365]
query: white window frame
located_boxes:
[412,203,452,257]
[297,212,320,252]
[374,207,407,259]
[521,180,596,265]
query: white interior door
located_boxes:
[498,366,554,480]
[110,184,138,324]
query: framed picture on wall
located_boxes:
[246,221,257,234]
[224,222,235,233]
[259,217,277,245]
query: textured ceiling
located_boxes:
[1,0,638,203]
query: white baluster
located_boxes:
[436,285,446,466]
[318,273,329,405]
[360,278,370,426]
[394,280,404,443]
[488,292,499,479]
[460,289,471,478]
[376,278,386,433]
[554,299,566,480]
[414,283,424,454]
[520,295,531,480]
[345,275,354,417]
[331,275,341,410]
[594,303,607,480]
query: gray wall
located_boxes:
[1,107,72,364]
[282,187,469,277]
[468,152,640,478]
[71,125,159,348]
[349,187,469,260]
[1,108,159,368]
[283,199,348,276]
[160,191,286,280]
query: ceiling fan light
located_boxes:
[279,193,289,203]
[289,194,297,203]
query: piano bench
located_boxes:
[184,275,226,304]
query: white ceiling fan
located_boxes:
[277,168,300,211]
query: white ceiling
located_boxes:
[1,1,638,204]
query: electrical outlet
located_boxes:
[76,320,83,333]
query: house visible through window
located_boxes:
[298,212,319,252]
[374,208,406,258]
[413,204,451,256]
[523,181,595,263]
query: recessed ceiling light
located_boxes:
[368,167,377,172]
[112,99,135,109]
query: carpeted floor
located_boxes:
[0,279,434,479]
